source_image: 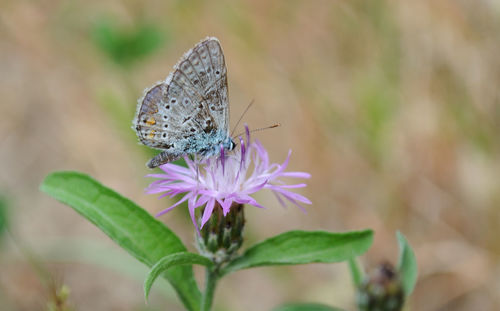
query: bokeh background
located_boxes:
[1,0,500,310]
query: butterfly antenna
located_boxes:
[231,99,255,136]
[233,123,281,138]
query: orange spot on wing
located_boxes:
[146,117,156,125]
[148,130,156,139]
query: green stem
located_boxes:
[201,267,218,311]
[348,257,364,287]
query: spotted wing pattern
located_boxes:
[133,37,229,166]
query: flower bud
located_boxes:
[47,283,73,311]
[196,202,245,265]
[356,262,405,311]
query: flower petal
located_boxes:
[271,187,312,204]
[156,194,191,217]
[280,171,312,179]
[201,198,216,228]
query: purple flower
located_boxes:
[145,126,311,230]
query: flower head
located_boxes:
[146,126,311,230]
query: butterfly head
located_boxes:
[223,136,237,151]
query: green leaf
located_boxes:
[145,252,212,302]
[347,257,364,287]
[396,231,417,296]
[40,171,200,311]
[273,303,345,311]
[221,230,373,276]
[0,194,8,239]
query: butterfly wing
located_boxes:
[133,37,229,167]
[197,38,229,132]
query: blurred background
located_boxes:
[1,0,500,310]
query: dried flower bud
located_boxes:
[357,262,405,311]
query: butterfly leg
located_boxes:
[194,154,201,185]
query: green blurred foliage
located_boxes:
[220,3,258,49]
[434,64,496,154]
[353,0,400,164]
[0,195,8,241]
[91,18,166,67]
[97,90,135,134]
[355,75,398,164]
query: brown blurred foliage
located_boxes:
[1,0,499,310]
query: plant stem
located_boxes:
[201,267,218,311]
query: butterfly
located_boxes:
[133,37,236,168]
